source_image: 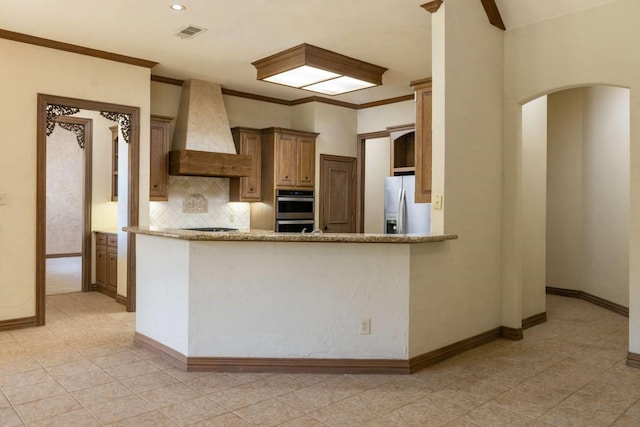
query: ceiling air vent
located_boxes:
[175,25,207,39]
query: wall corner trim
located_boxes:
[480,0,506,30]
[627,352,640,369]
[421,0,443,13]
[501,326,523,341]
[0,316,37,332]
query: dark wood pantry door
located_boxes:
[319,155,356,233]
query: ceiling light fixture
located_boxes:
[170,4,186,11]
[252,43,387,96]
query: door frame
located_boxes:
[319,154,357,233]
[356,131,390,233]
[37,94,140,324]
[50,116,94,293]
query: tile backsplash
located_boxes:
[150,176,250,229]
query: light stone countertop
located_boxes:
[124,226,458,244]
[93,229,119,234]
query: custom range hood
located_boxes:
[169,79,251,178]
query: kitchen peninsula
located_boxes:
[126,226,458,374]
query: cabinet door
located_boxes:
[275,133,297,187]
[150,120,170,201]
[240,132,261,200]
[107,247,118,294]
[95,244,107,291]
[415,88,432,203]
[296,136,315,188]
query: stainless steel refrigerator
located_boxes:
[384,176,431,234]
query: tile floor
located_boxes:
[0,293,638,426]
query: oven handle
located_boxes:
[276,197,315,203]
[276,220,315,225]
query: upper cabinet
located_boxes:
[263,128,318,189]
[411,78,433,203]
[230,127,262,202]
[150,115,172,201]
[387,124,416,176]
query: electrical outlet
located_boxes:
[359,318,371,335]
[229,212,235,223]
[0,194,6,205]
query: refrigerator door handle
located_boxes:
[397,188,406,234]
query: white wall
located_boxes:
[502,0,640,350]
[224,95,291,129]
[521,96,548,319]
[0,38,150,321]
[547,90,584,291]
[582,86,629,305]
[364,137,390,233]
[357,101,415,134]
[546,86,629,307]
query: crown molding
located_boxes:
[0,28,157,68]
[151,75,184,86]
[151,75,418,110]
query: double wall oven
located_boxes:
[275,189,315,232]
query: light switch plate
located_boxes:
[433,194,443,210]
[0,194,6,205]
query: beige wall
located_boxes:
[502,0,640,350]
[410,0,505,353]
[546,86,629,307]
[546,90,584,291]
[0,38,150,321]
[46,126,83,255]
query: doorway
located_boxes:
[36,94,140,324]
[319,154,356,233]
[45,116,93,295]
[520,85,630,321]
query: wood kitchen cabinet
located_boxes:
[262,128,317,189]
[411,77,433,203]
[95,232,117,298]
[250,127,319,231]
[388,124,416,176]
[229,127,262,201]
[150,115,172,201]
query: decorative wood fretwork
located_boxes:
[57,121,86,149]
[45,104,80,136]
[421,0,443,13]
[100,111,131,144]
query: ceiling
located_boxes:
[0,0,619,105]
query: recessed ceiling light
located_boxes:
[171,4,186,11]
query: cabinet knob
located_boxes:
[249,187,254,191]
[324,226,328,231]
[305,176,308,180]
[153,184,158,188]
[285,176,289,179]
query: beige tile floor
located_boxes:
[0,293,638,426]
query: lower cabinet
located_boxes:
[95,232,117,297]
